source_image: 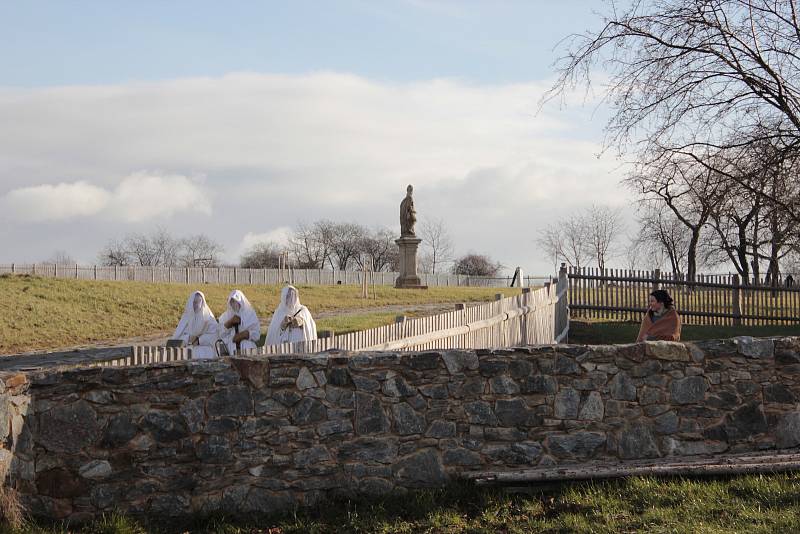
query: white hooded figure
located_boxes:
[266,285,318,345]
[173,291,218,359]
[218,289,261,354]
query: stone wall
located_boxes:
[3,336,800,521]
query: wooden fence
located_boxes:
[0,263,549,288]
[567,265,800,325]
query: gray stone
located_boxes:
[392,403,426,435]
[142,411,190,442]
[490,376,520,395]
[425,420,456,438]
[327,367,351,387]
[554,388,580,419]
[735,381,760,396]
[725,401,768,439]
[578,392,604,421]
[654,411,679,434]
[382,376,415,397]
[180,398,205,433]
[207,386,253,417]
[639,386,665,405]
[149,494,191,517]
[296,367,317,390]
[554,355,580,375]
[256,398,289,417]
[631,360,662,378]
[443,447,482,466]
[495,398,534,426]
[273,389,303,407]
[610,372,636,401]
[358,478,394,495]
[765,384,796,404]
[509,359,534,379]
[450,378,485,398]
[196,435,232,463]
[645,342,690,361]
[618,423,660,459]
[484,442,543,464]
[100,414,138,448]
[84,390,114,404]
[393,449,446,487]
[485,427,527,441]
[407,352,440,370]
[479,359,509,376]
[291,397,327,425]
[735,336,774,359]
[662,438,727,456]
[0,395,8,441]
[326,386,355,408]
[294,445,331,468]
[37,400,100,453]
[419,384,449,399]
[670,376,708,404]
[522,375,558,394]
[352,375,381,392]
[442,351,479,374]
[243,489,295,514]
[465,401,498,425]
[205,417,239,434]
[338,437,398,463]
[776,412,800,448]
[318,419,354,437]
[356,393,391,434]
[546,432,606,458]
[78,460,112,480]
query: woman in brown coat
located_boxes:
[636,289,681,342]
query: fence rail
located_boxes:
[568,266,800,326]
[0,263,549,288]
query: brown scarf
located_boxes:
[636,307,681,342]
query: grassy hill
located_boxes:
[0,274,519,355]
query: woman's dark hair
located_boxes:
[650,289,674,309]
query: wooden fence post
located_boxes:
[75,263,79,279]
[10,263,14,274]
[94,265,97,280]
[732,274,742,326]
[652,269,661,291]
[555,263,569,343]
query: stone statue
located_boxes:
[400,184,416,236]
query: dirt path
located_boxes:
[9,302,464,357]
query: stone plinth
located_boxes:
[395,236,427,289]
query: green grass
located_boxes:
[568,319,800,345]
[5,474,800,533]
[0,275,519,354]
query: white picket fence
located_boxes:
[0,263,549,288]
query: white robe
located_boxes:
[218,289,261,354]
[266,285,318,346]
[173,291,218,359]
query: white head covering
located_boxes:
[218,288,261,345]
[266,285,317,345]
[173,291,215,339]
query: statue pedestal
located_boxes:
[395,236,427,289]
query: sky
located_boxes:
[0,0,630,274]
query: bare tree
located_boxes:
[584,205,625,271]
[418,218,454,274]
[46,250,76,265]
[549,0,800,158]
[289,221,332,269]
[329,222,364,271]
[354,227,398,272]
[537,216,592,271]
[240,241,283,268]
[98,239,131,266]
[181,234,223,267]
[452,254,502,276]
[636,207,692,276]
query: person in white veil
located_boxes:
[218,289,261,354]
[266,285,318,345]
[173,291,218,359]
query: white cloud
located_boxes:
[108,172,211,222]
[238,227,293,256]
[0,172,210,223]
[0,72,627,271]
[0,181,110,222]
